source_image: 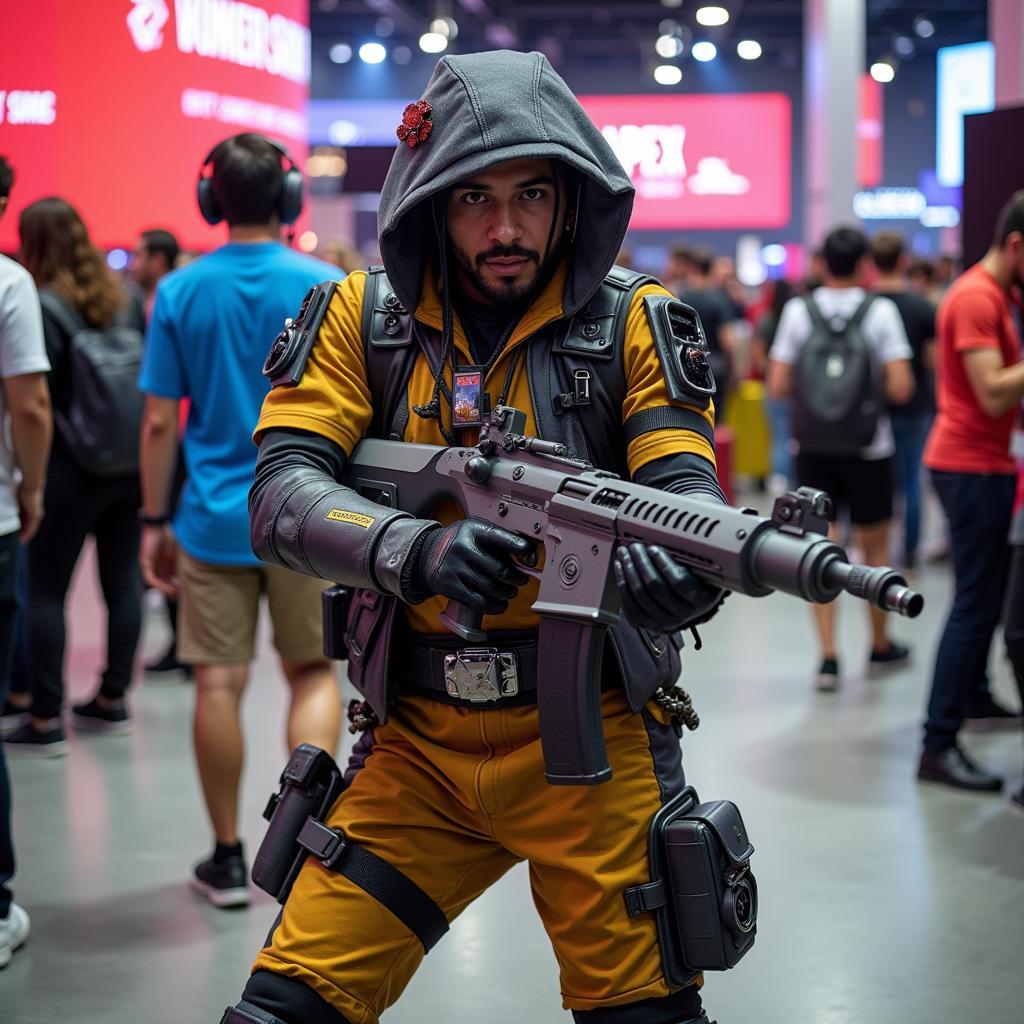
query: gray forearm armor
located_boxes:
[249,429,436,602]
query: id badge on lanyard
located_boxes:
[453,366,485,428]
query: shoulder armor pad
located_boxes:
[642,295,717,410]
[555,266,659,362]
[263,280,337,388]
[363,267,414,349]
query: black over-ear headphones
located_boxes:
[196,135,304,226]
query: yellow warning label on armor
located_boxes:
[325,509,375,528]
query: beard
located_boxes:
[450,240,557,309]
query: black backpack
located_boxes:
[791,294,881,457]
[40,291,145,477]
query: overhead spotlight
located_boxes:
[660,0,683,8]
[692,41,717,62]
[430,17,459,39]
[737,39,762,60]
[893,35,915,57]
[419,32,447,54]
[329,43,352,64]
[358,42,387,64]
[392,45,412,65]
[107,248,129,271]
[761,244,787,267]
[913,15,935,39]
[870,60,895,83]
[656,35,683,59]
[659,18,681,36]
[654,65,683,86]
[696,6,729,27]
[298,231,319,253]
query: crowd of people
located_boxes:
[0,108,1020,1022]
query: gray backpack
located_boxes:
[40,291,145,477]
[791,294,881,456]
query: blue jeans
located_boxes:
[923,470,1015,752]
[765,394,793,483]
[0,530,22,918]
[890,411,930,561]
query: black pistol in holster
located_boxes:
[251,743,345,902]
[624,787,757,980]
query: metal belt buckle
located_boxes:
[443,648,519,703]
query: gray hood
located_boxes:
[378,50,635,316]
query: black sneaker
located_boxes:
[1,698,29,732]
[917,746,1003,792]
[868,642,910,676]
[964,696,1023,732]
[144,647,193,680]
[3,720,68,758]
[815,657,840,692]
[191,852,250,909]
[71,697,132,735]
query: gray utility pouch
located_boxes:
[624,787,757,985]
[251,744,345,903]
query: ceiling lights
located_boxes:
[870,60,895,83]
[695,6,729,28]
[358,42,387,64]
[692,41,717,62]
[419,31,447,53]
[737,39,762,61]
[654,65,683,86]
[656,34,684,59]
[328,43,352,64]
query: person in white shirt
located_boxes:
[0,154,53,967]
[767,226,914,691]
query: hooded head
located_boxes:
[378,50,635,317]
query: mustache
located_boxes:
[475,245,539,268]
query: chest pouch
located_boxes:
[623,786,757,984]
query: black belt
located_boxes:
[397,632,539,707]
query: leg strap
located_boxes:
[571,985,708,1024]
[220,1002,289,1024]
[297,818,449,953]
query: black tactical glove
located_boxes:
[613,542,726,635]
[412,518,535,615]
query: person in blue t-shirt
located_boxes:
[137,134,343,908]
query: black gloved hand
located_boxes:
[413,518,535,615]
[613,542,725,635]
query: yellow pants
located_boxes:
[252,687,690,1023]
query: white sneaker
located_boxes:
[0,903,30,968]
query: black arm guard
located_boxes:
[249,429,438,602]
[633,449,728,505]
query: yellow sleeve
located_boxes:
[254,271,373,457]
[622,283,717,476]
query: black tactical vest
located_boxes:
[355,265,684,715]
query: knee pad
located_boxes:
[235,969,351,1024]
[220,1002,288,1024]
[571,984,708,1024]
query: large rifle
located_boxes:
[342,406,923,787]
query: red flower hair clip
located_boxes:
[396,100,434,149]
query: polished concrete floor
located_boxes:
[2,534,1022,1023]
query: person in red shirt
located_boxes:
[919,191,1024,792]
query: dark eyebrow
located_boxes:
[453,176,555,191]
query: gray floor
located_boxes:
[3,541,1023,1024]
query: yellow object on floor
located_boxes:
[724,379,772,480]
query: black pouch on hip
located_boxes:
[322,584,352,661]
[623,786,757,985]
[251,744,344,903]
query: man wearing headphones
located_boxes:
[137,133,342,907]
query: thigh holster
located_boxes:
[252,744,449,954]
[624,787,757,986]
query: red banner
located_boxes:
[0,0,310,252]
[579,94,791,230]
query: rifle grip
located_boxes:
[440,600,487,642]
[538,620,612,786]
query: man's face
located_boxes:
[1007,234,1024,289]
[129,240,169,288]
[446,158,570,307]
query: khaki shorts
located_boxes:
[177,549,326,665]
